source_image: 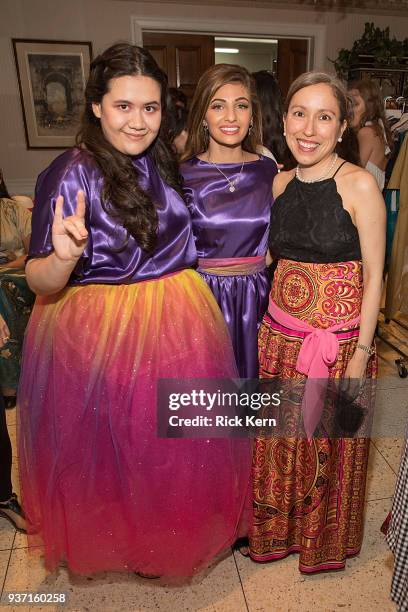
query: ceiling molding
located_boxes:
[123,0,408,17]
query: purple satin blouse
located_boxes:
[180,156,277,258]
[29,148,196,284]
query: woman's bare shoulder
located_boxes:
[358,125,382,145]
[336,160,382,201]
[337,160,376,184]
[273,169,296,199]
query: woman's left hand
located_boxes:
[341,350,369,400]
[0,315,10,348]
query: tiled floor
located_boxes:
[1,338,407,612]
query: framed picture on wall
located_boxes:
[12,39,92,149]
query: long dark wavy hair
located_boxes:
[252,71,294,169]
[77,43,181,253]
[182,64,262,161]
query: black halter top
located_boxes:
[269,162,361,263]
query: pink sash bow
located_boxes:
[268,299,360,437]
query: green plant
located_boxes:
[330,22,408,80]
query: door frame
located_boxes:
[131,15,326,71]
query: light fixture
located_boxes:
[215,48,240,54]
[216,37,278,44]
[293,0,408,7]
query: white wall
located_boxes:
[1,0,408,192]
[215,52,275,72]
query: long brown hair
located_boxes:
[77,43,181,253]
[182,64,262,161]
[285,72,352,160]
[349,79,393,151]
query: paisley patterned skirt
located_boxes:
[250,259,377,573]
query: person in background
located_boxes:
[250,71,385,573]
[387,432,408,612]
[336,125,362,166]
[167,86,188,110]
[18,44,250,578]
[163,105,189,157]
[0,313,26,532]
[349,79,392,190]
[181,63,278,379]
[252,70,293,169]
[0,170,31,269]
[0,170,34,408]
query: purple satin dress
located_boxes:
[181,155,277,378]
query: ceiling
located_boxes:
[121,0,408,16]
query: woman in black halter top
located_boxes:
[250,72,386,573]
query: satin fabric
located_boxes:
[181,156,277,378]
[198,255,266,276]
[29,147,196,284]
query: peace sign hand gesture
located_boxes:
[52,190,88,263]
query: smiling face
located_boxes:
[349,89,366,127]
[284,83,346,169]
[204,82,252,148]
[92,74,162,156]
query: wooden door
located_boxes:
[277,39,308,100]
[143,32,214,103]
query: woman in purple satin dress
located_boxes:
[181,64,278,379]
[18,45,251,578]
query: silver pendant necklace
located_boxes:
[207,154,245,192]
[296,153,338,183]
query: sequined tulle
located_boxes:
[18,270,251,576]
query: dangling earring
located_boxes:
[202,121,208,131]
[249,119,253,135]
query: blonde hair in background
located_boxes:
[182,63,263,161]
[349,78,393,151]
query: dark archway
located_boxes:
[43,72,73,112]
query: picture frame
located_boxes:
[12,39,93,149]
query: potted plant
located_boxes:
[331,22,408,80]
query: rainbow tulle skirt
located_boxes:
[18,269,250,576]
